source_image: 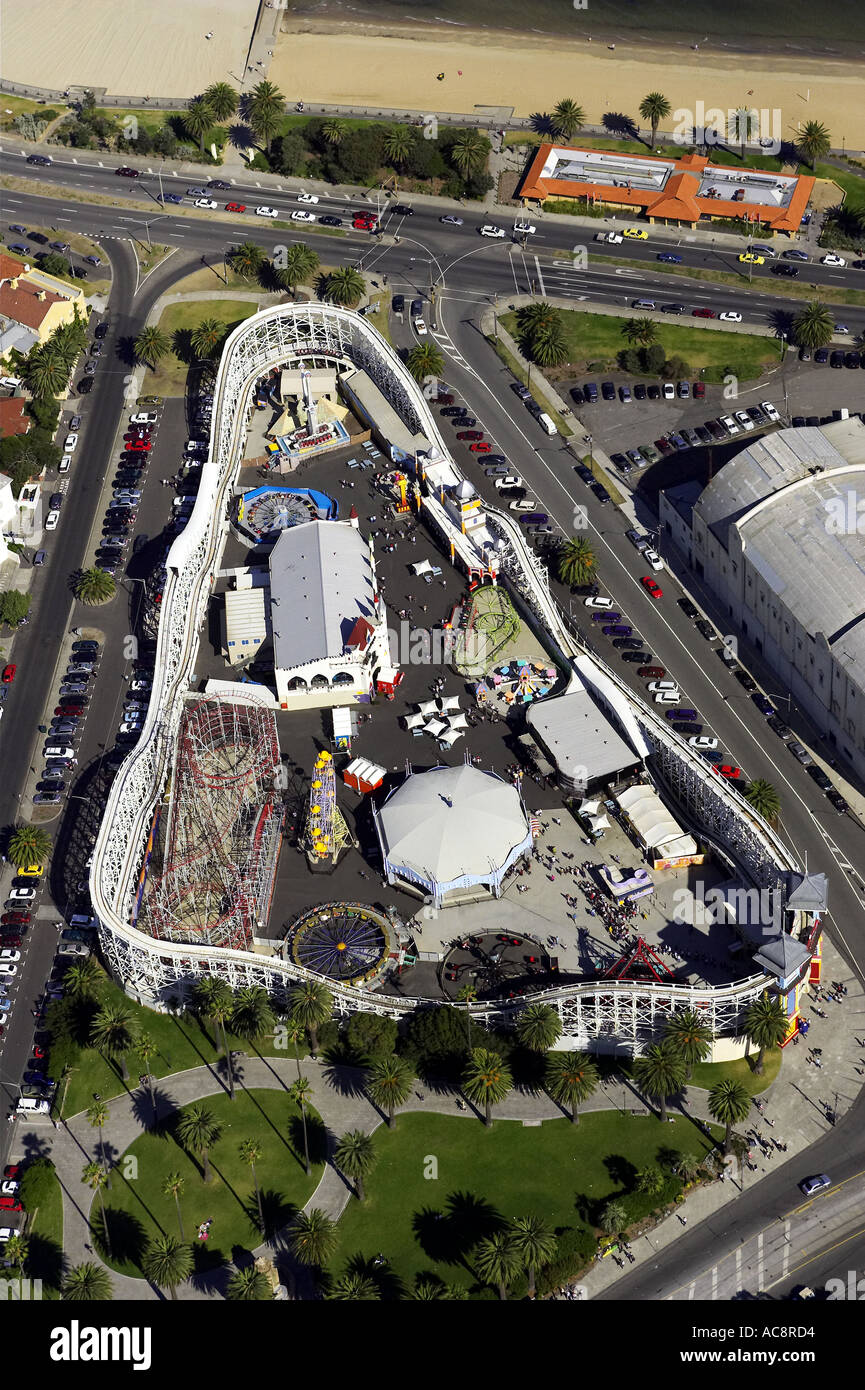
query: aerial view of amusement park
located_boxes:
[0,0,864,1348]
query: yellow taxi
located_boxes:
[739,253,765,265]
[623,228,649,240]
[19,863,45,877]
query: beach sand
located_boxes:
[274,19,865,149]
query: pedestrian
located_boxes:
[678,1213,687,1225]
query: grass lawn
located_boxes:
[26,1164,64,1299]
[93,1090,324,1278]
[688,1046,782,1095]
[503,307,778,384]
[0,95,60,130]
[814,163,865,215]
[328,1110,718,1297]
[142,298,260,395]
[52,967,311,1118]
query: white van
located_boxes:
[16,1096,50,1115]
[537,412,557,436]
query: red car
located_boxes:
[4,1164,20,1179]
[2,664,15,683]
[353,215,378,231]
[641,576,663,599]
[457,430,483,441]
[0,1197,23,1212]
[126,440,151,452]
[225,202,247,213]
[0,935,22,948]
[436,393,454,405]
[32,1045,45,1060]
[2,911,31,925]
[713,764,742,779]
[692,308,716,318]
[55,705,85,717]
[693,382,705,398]
[469,441,492,453]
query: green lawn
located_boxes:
[328,1110,718,1298]
[503,307,778,383]
[688,1046,782,1095]
[92,1090,324,1278]
[814,163,865,214]
[26,1164,64,1299]
[52,967,310,1118]
[143,298,259,395]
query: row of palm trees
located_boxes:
[132,315,234,374]
[21,310,89,402]
[180,80,287,162]
[549,92,832,169]
[319,118,490,181]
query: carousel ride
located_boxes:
[289,900,395,984]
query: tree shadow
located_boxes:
[767,306,796,341]
[528,112,556,136]
[91,1206,147,1269]
[25,1233,65,1294]
[602,112,639,140]
[170,327,195,367]
[320,1061,369,1099]
[343,1250,406,1301]
[604,1154,638,1191]
[257,1190,300,1243]
[188,1244,229,1287]
[287,1113,328,1169]
[227,121,255,152]
[115,334,138,369]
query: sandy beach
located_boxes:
[273,19,865,149]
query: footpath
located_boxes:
[7,926,862,1301]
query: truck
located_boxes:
[595,231,623,243]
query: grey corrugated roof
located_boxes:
[740,469,865,666]
[269,520,376,670]
[696,420,865,546]
[527,691,638,783]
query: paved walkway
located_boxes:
[10,925,861,1300]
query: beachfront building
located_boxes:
[0,252,88,355]
[658,417,865,781]
[517,146,814,233]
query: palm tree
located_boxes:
[74,568,116,605]
[23,346,69,401]
[136,1032,158,1109]
[663,1009,714,1080]
[636,1164,665,1195]
[622,317,657,347]
[511,1215,556,1299]
[708,1078,751,1153]
[676,1154,702,1185]
[796,120,831,170]
[744,991,789,1074]
[532,321,569,366]
[384,125,414,168]
[239,1138,265,1232]
[194,976,235,1098]
[288,1077,313,1176]
[86,1100,111,1181]
[7,824,52,869]
[323,118,349,146]
[190,318,225,361]
[519,301,562,340]
[515,1002,562,1053]
[544,1051,599,1125]
[202,82,238,123]
[175,1102,222,1183]
[639,92,672,149]
[248,80,285,157]
[64,958,102,1003]
[228,240,266,280]
[161,1171,186,1241]
[328,1272,380,1299]
[90,1003,137,1081]
[134,326,171,370]
[81,1161,112,1259]
[557,536,597,588]
[743,778,781,823]
[366,1055,413,1128]
[553,98,586,141]
[275,243,319,294]
[5,1233,29,1294]
[450,129,488,178]
[231,985,274,1045]
[62,1262,114,1301]
[633,1043,686,1124]
[474,1230,521,1301]
[334,1129,377,1202]
[324,266,366,308]
[793,301,834,349]
[406,342,445,383]
[287,1208,338,1268]
[283,1018,306,1081]
[227,1265,272,1300]
[141,1233,192,1300]
[461,1048,512,1127]
[599,1198,628,1235]
[183,96,214,154]
[288,980,333,1055]
[410,1281,445,1300]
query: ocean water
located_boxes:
[290,0,865,55]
